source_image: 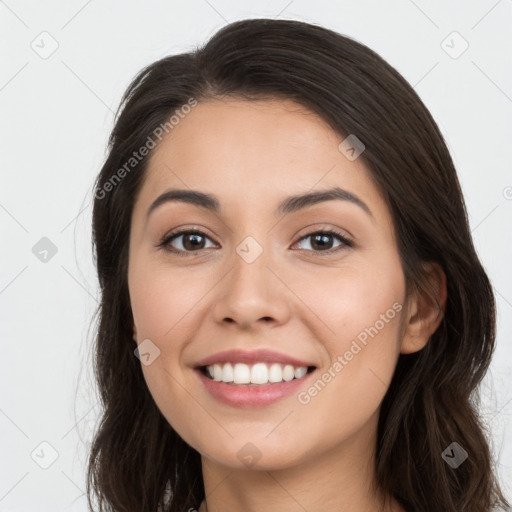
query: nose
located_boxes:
[211,245,292,331]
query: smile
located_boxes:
[195,364,318,408]
[201,362,315,385]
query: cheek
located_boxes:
[290,251,405,350]
[129,257,207,342]
[128,257,209,438]
[128,258,206,400]
[294,256,405,437]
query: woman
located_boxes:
[87,18,510,512]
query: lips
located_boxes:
[194,348,316,369]
[192,348,318,408]
[195,364,318,408]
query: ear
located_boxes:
[133,323,138,343]
[400,262,447,354]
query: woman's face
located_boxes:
[128,97,409,470]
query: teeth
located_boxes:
[282,364,295,381]
[268,363,282,383]
[221,363,234,383]
[213,364,223,381]
[233,363,250,384]
[205,362,311,385]
[250,363,268,384]
[294,366,307,379]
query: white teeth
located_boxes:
[233,363,251,384]
[282,364,295,381]
[221,362,234,382]
[250,363,268,384]
[205,362,311,385]
[268,363,282,383]
[294,366,307,379]
[213,364,223,381]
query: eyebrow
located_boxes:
[146,186,373,220]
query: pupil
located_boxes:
[184,233,204,250]
[312,234,332,250]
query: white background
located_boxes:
[0,1,511,510]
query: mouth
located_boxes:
[195,362,318,408]
[197,362,317,386]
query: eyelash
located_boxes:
[156,228,354,257]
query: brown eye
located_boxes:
[294,230,353,253]
[159,230,217,254]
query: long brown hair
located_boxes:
[87,18,510,511]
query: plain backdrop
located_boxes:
[0,1,511,510]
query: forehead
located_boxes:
[150,98,346,175]
[133,97,389,223]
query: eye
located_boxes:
[156,228,353,256]
[157,229,217,255]
[293,229,353,253]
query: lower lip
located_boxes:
[195,368,316,408]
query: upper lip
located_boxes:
[194,349,316,369]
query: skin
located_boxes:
[128,97,446,512]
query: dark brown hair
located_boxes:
[87,18,510,511]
